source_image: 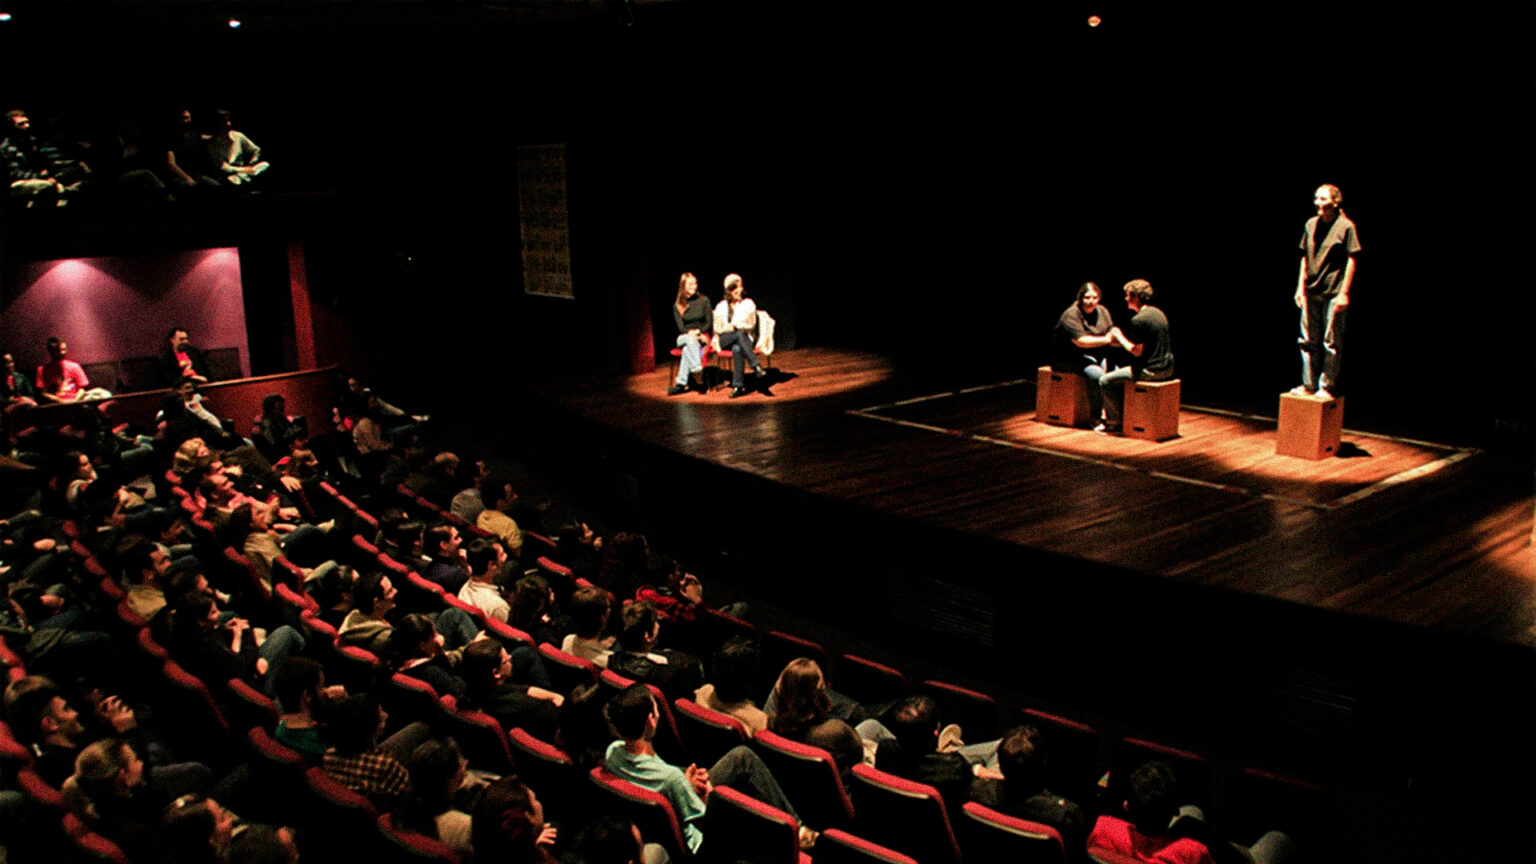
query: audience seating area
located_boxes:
[0,367,1335,864]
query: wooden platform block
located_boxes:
[1277,393,1345,459]
[1036,366,1092,427]
[1124,378,1181,441]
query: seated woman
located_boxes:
[667,271,712,396]
[712,273,768,398]
[254,393,306,463]
[159,793,239,864]
[1051,281,1117,428]
[400,737,482,861]
[470,777,559,864]
[60,738,164,863]
[765,657,867,737]
[166,590,304,689]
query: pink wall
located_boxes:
[1,249,251,378]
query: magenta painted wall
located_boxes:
[1,249,251,378]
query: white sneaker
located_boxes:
[1313,387,1333,401]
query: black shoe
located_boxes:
[729,387,748,398]
[667,384,687,396]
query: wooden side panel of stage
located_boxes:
[552,347,1536,645]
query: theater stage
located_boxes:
[546,346,1536,648]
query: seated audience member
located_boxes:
[36,336,112,403]
[204,109,270,187]
[227,823,301,864]
[508,574,564,648]
[634,554,733,655]
[3,109,86,206]
[401,736,480,860]
[382,613,466,700]
[321,693,430,813]
[560,585,615,669]
[159,108,221,191]
[597,532,649,599]
[459,638,562,742]
[867,694,993,816]
[556,682,613,772]
[970,725,1089,858]
[766,659,865,777]
[2,350,38,410]
[159,327,213,386]
[555,520,604,585]
[458,538,512,622]
[161,379,243,449]
[270,656,343,762]
[470,776,559,864]
[764,656,865,730]
[119,539,173,621]
[166,590,304,689]
[1090,761,1294,864]
[307,563,357,629]
[604,683,806,854]
[566,815,667,864]
[60,738,164,863]
[227,501,336,589]
[338,570,397,654]
[160,792,239,864]
[449,459,491,524]
[694,636,767,736]
[475,474,525,560]
[423,523,470,595]
[254,394,305,462]
[607,600,704,703]
[1,582,114,678]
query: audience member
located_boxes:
[320,693,429,812]
[969,725,1089,858]
[693,636,767,735]
[36,336,112,403]
[470,776,559,864]
[607,600,703,703]
[160,327,213,386]
[1089,761,1294,864]
[603,682,806,852]
[204,109,271,186]
[560,584,615,669]
[401,736,479,860]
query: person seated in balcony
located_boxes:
[2,109,87,207]
[203,109,270,187]
[1,350,38,411]
[159,327,213,387]
[35,337,112,404]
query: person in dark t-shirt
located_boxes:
[1052,282,1116,426]
[1099,279,1173,435]
[1292,183,1360,400]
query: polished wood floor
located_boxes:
[549,347,1536,646]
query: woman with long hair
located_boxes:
[401,736,478,860]
[160,793,238,864]
[470,777,558,864]
[668,272,712,395]
[61,739,161,862]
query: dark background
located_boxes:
[2,0,1531,444]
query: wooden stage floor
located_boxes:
[550,346,1536,647]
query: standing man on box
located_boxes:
[1293,184,1360,400]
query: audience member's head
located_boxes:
[4,675,79,745]
[568,585,611,639]
[567,815,644,864]
[461,638,509,694]
[616,601,658,653]
[351,570,397,618]
[558,682,614,770]
[996,725,1048,792]
[327,694,385,756]
[470,777,545,864]
[509,574,552,628]
[61,738,144,821]
[605,683,655,743]
[270,656,325,716]
[226,825,300,864]
[769,657,831,735]
[1125,760,1180,835]
[403,736,468,835]
[160,793,236,864]
[887,695,941,753]
[709,636,761,705]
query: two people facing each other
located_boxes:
[667,272,771,399]
[1051,279,1173,435]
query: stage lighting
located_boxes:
[227,18,242,29]
[1087,15,1101,27]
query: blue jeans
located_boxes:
[1100,364,1174,430]
[1299,296,1345,392]
[1058,356,1108,423]
[717,330,761,387]
[675,334,705,384]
